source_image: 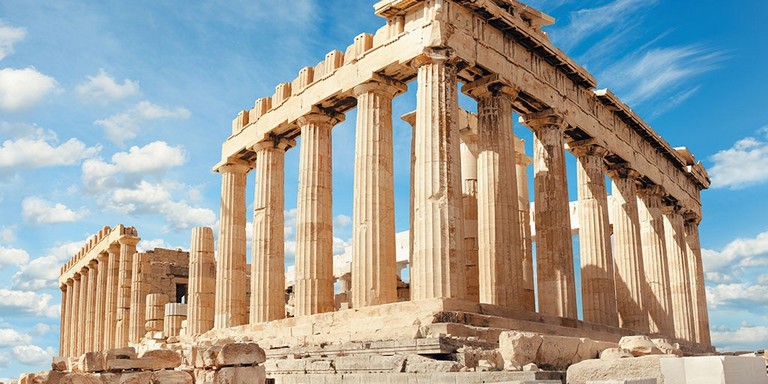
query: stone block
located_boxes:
[59,373,102,384]
[618,336,662,357]
[404,354,462,373]
[335,354,407,373]
[659,355,768,384]
[499,331,542,367]
[586,380,655,384]
[79,352,104,373]
[536,334,582,370]
[650,339,682,357]
[150,370,193,384]
[52,357,69,371]
[138,349,182,369]
[566,355,673,384]
[113,372,152,384]
[103,347,137,361]
[213,365,266,384]
[214,343,266,367]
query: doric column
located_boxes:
[115,235,139,347]
[663,204,695,341]
[251,139,290,322]
[65,278,75,357]
[129,252,150,344]
[215,159,250,328]
[400,111,417,300]
[684,212,711,347]
[59,283,68,357]
[637,186,674,336]
[609,166,649,332]
[351,78,405,308]
[520,109,576,318]
[85,261,98,352]
[77,269,88,356]
[70,274,81,357]
[464,78,523,308]
[514,137,536,311]
[103,243,120,350]
[410,48,466,300]
[94,252,108,351]
[294,108,344,316]
[572,143,618,326]
[189,227,216,334]
[459,129,479,303]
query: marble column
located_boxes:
[94,252,108,351]
[85,261,98,352]
[77,269,88,355]
[459,132,479,303]
[410,49,466,301]
[400,111,417,298]
[684,212,711,347]
[215,160,250,328]
[129,252,150,344]
[103,243,120,350]
[59,284,68,356]
[115,236,139,348]
[351,78,405,308]
[251,140,290,322]
[521,109,576,318]
[189,227,216,334]
[294,109,344,316]
[609,166,649,332]
[65,278,75,357]
[663,204,695,341]
[514,138,536,311]
[71,275,81,356]
[637,186,674,336]
[572,143,618,326]
[464,79,524,308]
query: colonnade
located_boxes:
[213,50,710,347]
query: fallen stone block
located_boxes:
[600,348,633,361]
[334,354,406,373]
[59,373,102,384]
[499,331,542,367]
[618,336,661,357]
[52,357,68,372]
[138,349,182,369]
[650,338,682,357]
[103,347,137,361]
[150,370,193,384]
[213,365,266,384]
[78,352,104,373]
[566,355,674,384]
[659,355,768,384]
[214,343,265,367]
[404,354,462,373]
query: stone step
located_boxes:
[267,371,564,384]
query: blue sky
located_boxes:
[0,0,766,378]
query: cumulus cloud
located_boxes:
[0,22,26,61]
[76,69,139,103]
[0,329,31,347]
[0,290,59,318]
[709,128,768,189]
[81,141,186,191]
[707,283,768,310]
[138,238,170,252]
[0,226,15,243]
[0,128,100,174]
[0,246,29,269]
[12,345,55,365]
[711,325,768,352]
[95,101,191,145]
[0,67,58,111]
[21,196,88,224]
[334,214,352,228]
[11,240,82,290]
[702,231,768,274]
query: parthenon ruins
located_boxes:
[51,0,728,382]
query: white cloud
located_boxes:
[0,329,31,347]
[709,129,768,189]
[334,214,352,228]
[0,23,26,61]
[11,240,82,291]
[0,67,58,111]
[702,231,768,274]
[707,283,768,310]
[95,100,191,144]
[81,141,186,191]
[12,345,55,365]
[0,246,29,269]
[32,323,52,336]
[0,129,100,172]
[138,238,170,252]
[0,290,59,318]
[0,226,15,243]
[711,325,768,352]
[75,69,139,103]
[21,196,88,225]
[552,0,656,52]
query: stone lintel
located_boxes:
[411,47,458,69]
[683,210,702,225]
[607,163,641,181]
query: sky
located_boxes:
[0,0,766,378]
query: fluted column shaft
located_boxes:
[663,205,695,341]
[85,261,98,352]
[129,252,150,344]
[251,141,289,322]
[103,243,120,350]
[410,50,466,300]
[115,236,139,348]
[65,279,75,357]
[59,284,68,356]
[189,227,216,334]
[215,161,250,328]
[573,144,618,326]
[465,81,523,308]
[401,111,417,301]
[684,214,711,347]
[351,79,404,308]
[514,138,536,311]
[637,186,674,336]
[76,271,86,356]
[522,110,576,318]
[295,110,343,316]
[460,135,479,303]
[94,252,108,351]
[609,168,649,332]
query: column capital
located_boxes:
[87,260,98,269]
[461,74,519,100]
[297,107,345,127]
[117,235,140,247]
[66,277,74,285]
[519,109,566,132]
[607,163,641,181]
[637,184,665,199]
[400,111,416,129]
[568,141,608,159]
[60,283,67,291]
[97,251,109,263]
[73,272,82,281]
[411,47,457,69]
[215,158,251,175]
[252,136,296,152]
[107,242,121,255]
[661,201,682,216]
[80,266,89,275]
[683,210,702,225]
[353,73,407,98]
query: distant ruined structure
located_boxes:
[47,0,745,383]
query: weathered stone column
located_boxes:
[609,166,649,332]
[663,204,695,341]
[684,212,711,347]
[188,227,216,334]
[251,140,290,322]
[77,269,88,355]
[294,109,344,316]
[145,294,168,336]
[215,160,250,328]
[85,261,98,352]
[514,138,536,311]
[637,186,674,336]
[351,78,405,308]
[59,283,68,356]
[65,278,75,357]
[115,235,139,348]
[459,130,479,303]
[164,303,187,338]
[464,78,524,308]
[129,252,150,344]
[400,111,417,295]
[410,49,466,301]
[520,109,576,318]
[103,243,120,350]
[93,252,108,351]
[572,143,618,326]
[70,274,81,357]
